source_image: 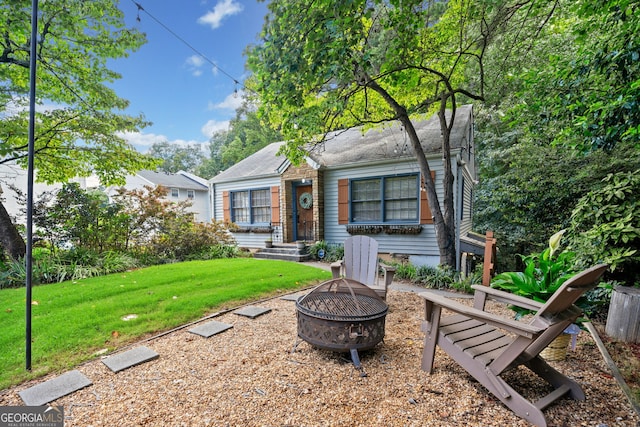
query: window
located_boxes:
[187,190,195,200]
[171,188,179,198]
[231,188,271,224]
[350,174,419,223]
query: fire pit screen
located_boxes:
[295,278,388,375]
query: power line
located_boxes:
[131,0,242,93]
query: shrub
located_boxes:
[415,265,461,289]
[98,251,139,274]
[0,259,27,289]
[392,262,418,281]
[568,169,640,286]
[147,221,237,261]
[308,241,344,262]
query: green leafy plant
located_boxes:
[567,170,640,286]
[491,230,578,317]
[308,241,344,263]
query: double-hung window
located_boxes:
[231,188,271,224]
[350,174,419,223]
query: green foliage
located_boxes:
[0,0,157,259]
[392,262,418,282]
[577,281,615,322]
[568,170,640,285]
[388,260,474,293]
[307,241,344,263]
[147,141,205,174]
[197,101,283,179]
[0,0,157,185]
[473,109,640,272]
[0,249,139,289]
[414,265,461,290]
[148,221,237,262]
[491,231,578,317]
[500,0,640,152]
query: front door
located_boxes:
[295,184,313,241]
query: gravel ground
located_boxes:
[1,288,639,427]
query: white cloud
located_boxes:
[201,119,230,139]
[186,55,205,68]
[117,131,206,152]
[185,55,206,77]
[208,90,244,111]
[197,0,244,29]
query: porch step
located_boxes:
[254,245,311,262]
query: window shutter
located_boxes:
[222,191,230,222]
[270,186,280,225]
[420,171,436,224]
[338,179,349,224]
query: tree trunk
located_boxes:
[365,78,458,268]
[0,200,26,260]
[436,98,458,268]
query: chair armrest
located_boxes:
[380,262,396,287]
[471,285,544,312]
[419,290,543,338]
[330,260,343,279]
[380,262,396,273]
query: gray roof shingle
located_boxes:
[210,105,472,183]
[138,170,208,190]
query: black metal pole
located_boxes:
[26,0,40,372]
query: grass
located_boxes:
[0,258,331,390]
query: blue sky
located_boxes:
[110,0,269,152]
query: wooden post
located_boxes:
[482,231,496,286]
[605,287,640,343]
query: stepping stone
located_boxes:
[102,346,159,373]
[281,293,306,301]
[19,370,92,406]
[234,305,271,319]
[188,320,233,338]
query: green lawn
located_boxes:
[0,258,331,390]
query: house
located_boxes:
[107,170,211,223]
[0,162,100,222]
[209,105,480,268]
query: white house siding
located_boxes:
[211,176,281,247]
[186,191,210,223]
[323,158,450,265]
[0,163,99,222]
[106,174,210,223]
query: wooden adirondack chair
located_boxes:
[331,236,396,300]
[420,263,608,427]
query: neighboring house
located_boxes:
[210,105,483,268]
[107,170,211,223]
[0,162,100,222]
[1,165,210,237]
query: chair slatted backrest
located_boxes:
[343,236,379,286]
[523,264,608,359]
[533,264,608,320]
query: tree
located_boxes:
[473,109,640,271]
[0,0,157,260]
[247,0,556,267]
[502,0,639,152]
[196,99,282,179]
[147,141,205,174]
[472,0,640,270]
